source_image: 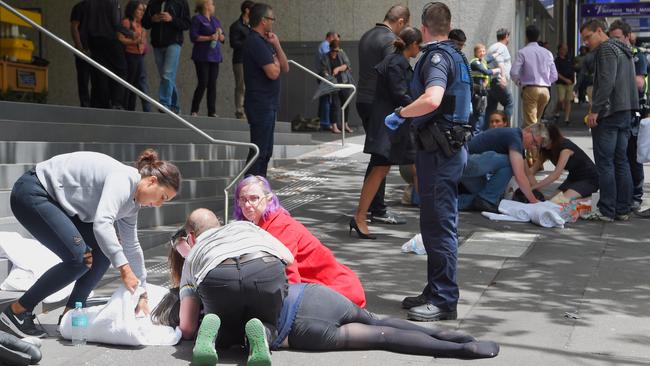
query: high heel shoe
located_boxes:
[349,218,376,240]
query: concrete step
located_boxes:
[0,119,313,145]
[0,176,227,218]
[0,141,315,165]
[0,158,298,191]
[0,100,293,133]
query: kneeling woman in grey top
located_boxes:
[1,149,180,339]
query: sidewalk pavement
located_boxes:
[32,109,650,365]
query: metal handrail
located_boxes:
[288,60,356,146]
[0,1,257,223]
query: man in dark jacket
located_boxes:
[229,1,254,119]
[82,0,128,109]
[142,0,190,113]
[356,5,410,225]
[581,19,639,222]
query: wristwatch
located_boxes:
[394,106,404,118]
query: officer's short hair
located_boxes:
[580,19,607,34]
[528,123,550,148]
[421,2,451,37]
[608,19,631,37]
[496,28,510,41]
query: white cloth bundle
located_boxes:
[0,232,88,303]
[637,117,650,163]
[60,284,181,346]
[481,200,565,228]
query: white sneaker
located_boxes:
[584,210,614,222]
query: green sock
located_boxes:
[245,318,271,366]
[192,313,220,366]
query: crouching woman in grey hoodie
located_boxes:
[1,149,180,339]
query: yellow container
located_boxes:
[0,37,34,62]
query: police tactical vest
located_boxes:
[410,41,472,127]
[632,47,648,97]
[470,57,490,83]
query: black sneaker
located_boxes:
[401,293,428,309]
[369,211,407,225]
[0,307,47,338]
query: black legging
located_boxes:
[288,284,498,359]
[191,61,219,115]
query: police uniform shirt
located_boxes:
[467,127,524,155]
[419,42,455,92]
[634,49,648,77]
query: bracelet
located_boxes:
[394,106,404,118]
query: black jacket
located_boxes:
[82,0,126,40]
[364,53,415,164]
[142,0,190,48]
[592,38,639,117]
[357,24,396,104]
[229,16,251,64]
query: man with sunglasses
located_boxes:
[242,2,289,177]
[384,2,472,322]
[170,208,293,363]
[581,19,638,222]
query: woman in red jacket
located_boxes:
[234,175,366,307]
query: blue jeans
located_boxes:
[245,108,276,177]
[592,111,633,217]
[417,145,467,311]
[10,171,111,311]
[458,151,513,209]
[318,95,331,129]
[153,44,181,112]
[485,83,513,120]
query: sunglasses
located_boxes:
[170,227,188,249]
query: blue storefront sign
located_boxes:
[581,2,650,17]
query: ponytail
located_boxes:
[394,37,407,52]
[136,149,182,192]
[395,27,422,54]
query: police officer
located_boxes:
[385,2,471,321]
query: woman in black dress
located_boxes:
[350,27,421,239]
[528,123,599,200]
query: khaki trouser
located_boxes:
[522,86,550,127]
[233,62,245,118]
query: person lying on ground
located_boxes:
[233,175,367,307]
[153,282,499,361]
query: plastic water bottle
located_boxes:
[401,234,426,255]
[70,302,87,346]
[210,39,218,48]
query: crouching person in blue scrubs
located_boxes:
[1,149,180,338]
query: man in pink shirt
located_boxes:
[510,25,558,127]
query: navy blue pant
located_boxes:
[245,108,276,177]
[10,171,111,311]
[628,122,645,205]
[416,145,467,311]
[124,53,151,112]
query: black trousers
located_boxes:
[357,102,387,216]
[191,61,219,115]
[197,256,287,348]
[88,36,126,109]
[74,55,91,107]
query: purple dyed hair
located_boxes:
[233,175,286,222]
